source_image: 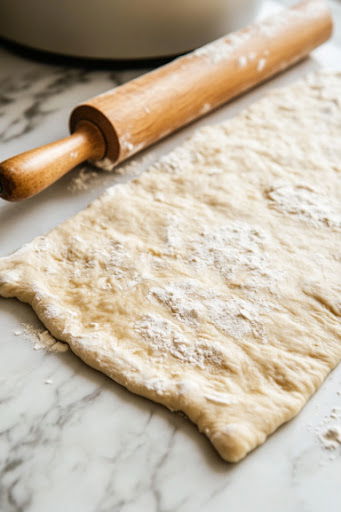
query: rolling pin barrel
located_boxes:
[0,0,333,201]
[70,0,332,166]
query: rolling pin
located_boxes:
[0,0,332,201]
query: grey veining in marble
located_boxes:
[1,2,341,511]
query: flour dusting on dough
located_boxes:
[135,314,225,370]
[267,184,341,228]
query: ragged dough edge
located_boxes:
[0,275,324,463]
[0,71,340,462]
[1,273,338,462]
[0,272,250,462]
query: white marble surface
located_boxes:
[1,3,341,511]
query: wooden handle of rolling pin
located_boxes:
[0,122,106,201]
[0,0,332,201]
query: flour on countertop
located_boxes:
[69,152,157,192]
[116,153,157,176]
[69,167,100,192]
[329,406,341,419]
[19,324,68,353]
[314,404,341,452]
[92,157,116,172]
[319,425,341,450]
[94,151,156,175]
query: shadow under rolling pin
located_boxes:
[0,0,332,202]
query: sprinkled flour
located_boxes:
[135,313,224,370]
[319,425,341,450]
[267,184,341,228]
[186,222,283,290]
[314,404,341,452]
[68,167,100,192]
[149,281,267,341]
[18,324,68,353]
[193,31,253,64]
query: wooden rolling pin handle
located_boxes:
[0,121,106,201]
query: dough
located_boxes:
[0,72,340,462]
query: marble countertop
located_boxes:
[1,3,341,511]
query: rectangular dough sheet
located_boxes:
[0,72,340,462]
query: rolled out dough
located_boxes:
[0,72,340,462]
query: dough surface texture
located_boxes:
[0,72,340,462]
